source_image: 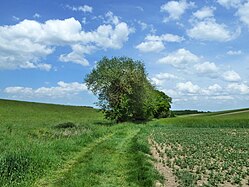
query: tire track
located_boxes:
[35,132,115,187]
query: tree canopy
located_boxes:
[85,57,172,122]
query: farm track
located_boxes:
[35,132,115,187]
[215,109,249,116]
[35,126,141,187]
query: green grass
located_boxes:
[1,99,249,186]
[0,99,160,187]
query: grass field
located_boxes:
[0,99,249,187]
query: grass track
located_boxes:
[51,126,141,187]
[35,132,115,186]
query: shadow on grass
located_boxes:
[94,121,115,126]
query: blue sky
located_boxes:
[1,0,249,111]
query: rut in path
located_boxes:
[35,133,115,187]
[35,127,141,187]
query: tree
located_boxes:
[151,90,172,118]
[85,57,172,122]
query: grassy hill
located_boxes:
[0,99,249,187]
[0,99,159,187]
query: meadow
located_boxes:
[0,99,248,186]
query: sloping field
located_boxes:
[0,99,159,187]
[178,108,249,118]
[0,99,249,187]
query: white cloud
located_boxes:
[236,1,249,27]
[4,81,88,98]
[208,84,223,92]
[59,44,95,66]
[187,19,240,42]
[217,0,242,8]
[227,50,242,55]
[136,33,184,53]
[136,6,144,11]
[0,16,132,70]
[176,81,200,94]
[222,70,241,81]
[202,84,223,95]
[227,83,249,94]
[136,41,165,53]
[194,61,219,74]
[193,6,215,20]
[137,21,148,30]
[66,5,93,13]
[160,0,195,22]
[151,78,165,86]
[212,95,234,100]
[145,34,184,42]
[105,11,119,25]
[151,73,179,86]
[155,73,179,80]
[158,48,199,68]
[12,16,20,21]
[33,13,41,19]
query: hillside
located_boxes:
[0,99,248,187]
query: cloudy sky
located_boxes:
[1,0,249,111]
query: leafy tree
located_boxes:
[151,90,172,118]
[85,57,172,122]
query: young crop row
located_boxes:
[151,127,249,187]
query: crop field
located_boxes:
[149,112,249,187]
[0,99,249,187]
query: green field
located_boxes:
[0,99,249,187]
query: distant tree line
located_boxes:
[172,110,210,116]
[85,57,172,123]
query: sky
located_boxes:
[1,0,249,111]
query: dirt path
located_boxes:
[215,109,249,116]
[148,138,178,187]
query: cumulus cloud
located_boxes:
[217,0,242,8]
[236,1,249,27]
[227,50,242,55]
[176,81,200,94]
[4,81,88,98]
[193,6,215,20]
[207,84,223,92]
[59,44,96,66]
[160,0,195,22]
[33,13,41,19]
[194,61,219,76]
[0,16,132,70]
[105,11,120,25]
[187,19,240,42]
[222,70,241,82]
[227,83,249,94]
[151,73,179,86]
[157,48,199,68]
[66,5,93,13]
[136,33,184,53]
[136,41,165,53]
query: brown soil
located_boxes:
[148,138,179,187]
